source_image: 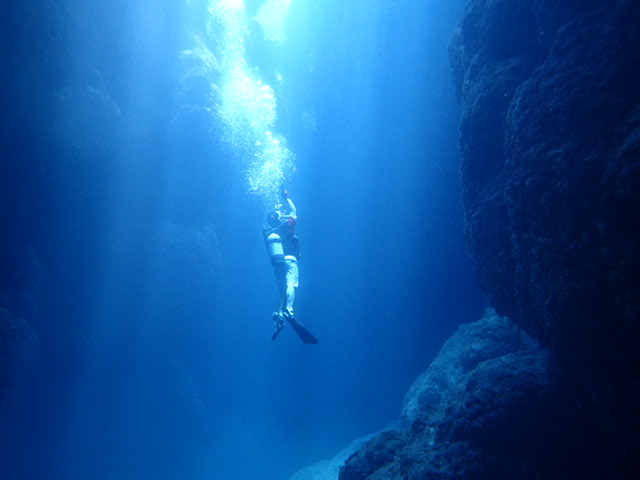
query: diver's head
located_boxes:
[267,211,281,227]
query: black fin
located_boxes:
[271,313,285,341]
[271,323,285,340]
[286,315,319,344]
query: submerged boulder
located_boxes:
[339,310,580,480]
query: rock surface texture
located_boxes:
[341,310,571,480]
[338,1,640,478]
[450,0,640,472]
[450,0,640,370]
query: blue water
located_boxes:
[1,1,484,479]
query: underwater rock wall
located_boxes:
[1,2,225,476]
[448,1,640,465]
[337,1,640,479]
[450,0,640,370]
[0,0,222,423]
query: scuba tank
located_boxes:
[265,231,285,266]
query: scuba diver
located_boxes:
[263,188,318,344]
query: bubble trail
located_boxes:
[208,0,295,209]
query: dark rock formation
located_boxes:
[337,1,640,479]
[339,311,637,480]
[450,0,640,370]
[447,1,640,469]
[341,310,581,480]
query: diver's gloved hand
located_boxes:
[281,187,290,199]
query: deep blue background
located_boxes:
[1,1,484,479]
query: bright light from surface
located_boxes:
[254,0,294,43]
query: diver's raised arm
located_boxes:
[281,188,297,219]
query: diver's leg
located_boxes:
[274,264,287,315]
[285,283,296,316]
[284,258,299,317]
